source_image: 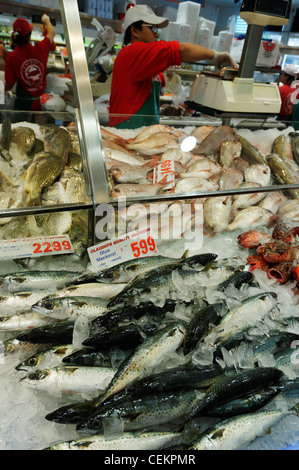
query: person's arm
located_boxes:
[5,83,13,92]
[41,14,55,43]
[178,43,238,69]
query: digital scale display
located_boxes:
[241,0,291,19]
[255,0,290,17]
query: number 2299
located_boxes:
[33,240,72,253]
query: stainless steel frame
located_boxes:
[60,0,109,209]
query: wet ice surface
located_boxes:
[0,230,298,450]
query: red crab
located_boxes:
[257,240,297,264]
[293,266,299,283]
[267,261,294,284]
[246,254,269,272]
[237,230,271,249]
[272,224,299,244]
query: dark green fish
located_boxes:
[190,367,284,417]
[16,321,74,345]
[183,303,225,355]
[82,323,145,351]
[107,253,218,308]
[91,299,191,331]
[77,388,204,434]
[204,387,281,417]
[45,363,226,425]
[62,348,112,367]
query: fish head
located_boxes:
[16,353,42,371]
[32,297,57,314]
[21,369,50,386]
[76,414,104,433]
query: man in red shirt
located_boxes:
[5,15,55,112]
[278,65,299,122]
[109,5,238,128]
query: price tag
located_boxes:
[153,159,175,189]
[0,235,74,260]
[88,227,159,271]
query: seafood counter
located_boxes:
[0,227,299,450]
[0,119,299,450]
[0,117,91,260]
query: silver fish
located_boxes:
[56,282,127,300]
[189,408,299,450]
[21,366,116,396]
[0,271,84,293]
[96,255,178,283]
[0,309,54,331]
[44,431,182,451]
[16,344,77,371]
[32,296,110,321]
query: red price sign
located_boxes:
[130,236,156,258]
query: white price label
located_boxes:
[0,235,74,260]
[153,159,175,189]
[88,227,159,271]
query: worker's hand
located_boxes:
[210,51,238,70]
[41,14,50,24]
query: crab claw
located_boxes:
[246,254,269,272]
[267,261,294,284]
[237,230,271,249]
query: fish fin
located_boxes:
[291,403,299,416]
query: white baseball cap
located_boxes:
[123,5,169,34]
[284,65,298,77]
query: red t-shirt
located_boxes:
[5,37,52,99]
[279,83,298,117]
[109,40,181,126]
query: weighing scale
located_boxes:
[188,0,292,120]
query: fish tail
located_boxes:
[291,402,299,416]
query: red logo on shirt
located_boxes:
[21,59,44,88]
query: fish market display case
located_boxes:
[1,108,299,450]
[0,0,299,452]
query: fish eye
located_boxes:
[42,299,55,310]
[89,418,102,429]
[28,370,48,381]
[26,356,38,367]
